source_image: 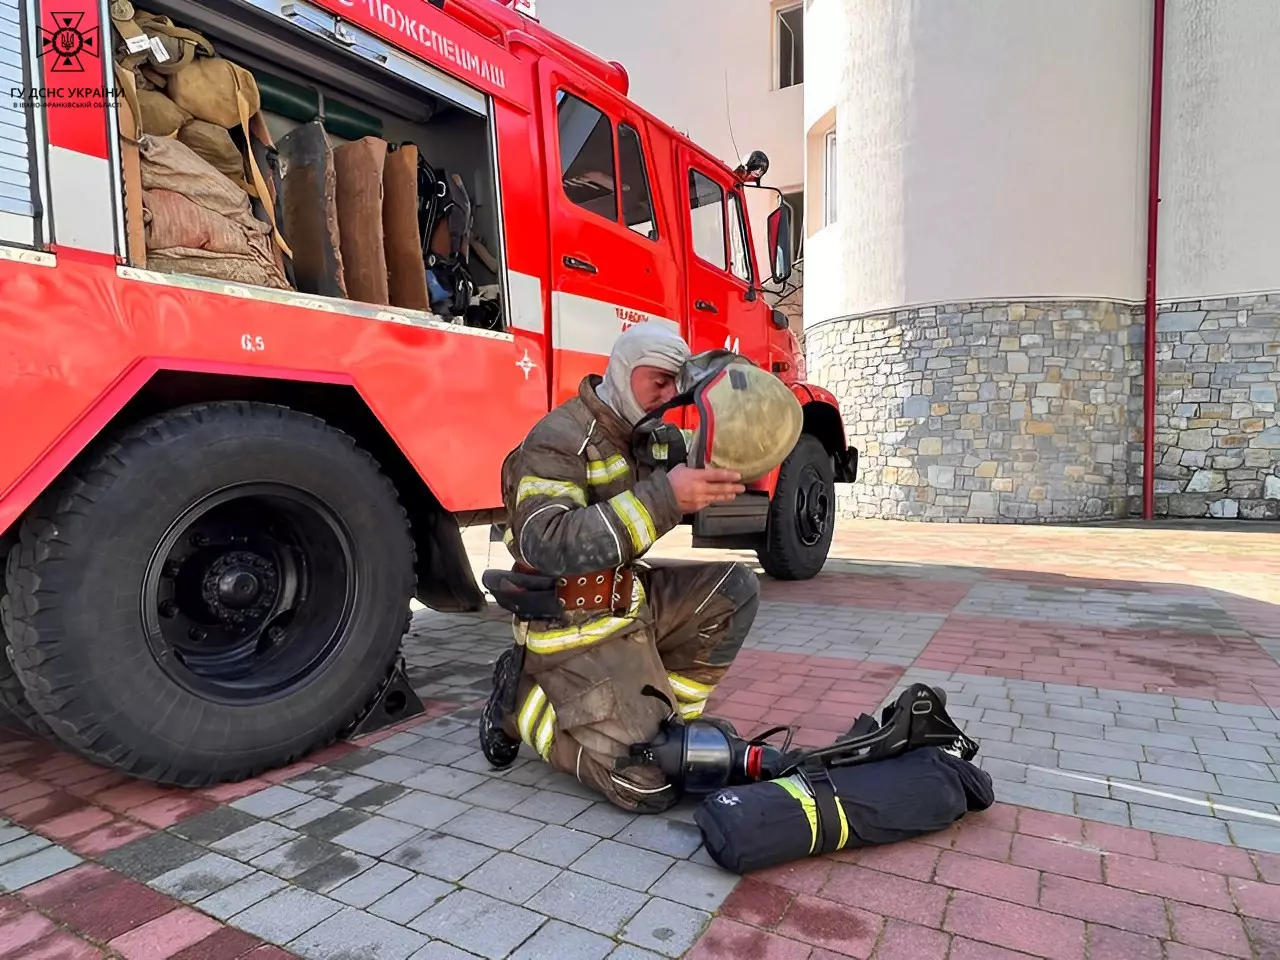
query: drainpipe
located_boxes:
[1142,0,1166,521]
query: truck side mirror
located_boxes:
[767,202,794,284]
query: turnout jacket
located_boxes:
[500,375,684,593]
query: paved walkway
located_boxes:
[0,519,1278,959]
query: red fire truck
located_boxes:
[0,0,856,784]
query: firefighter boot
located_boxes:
[479,646,523,769]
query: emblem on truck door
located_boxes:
[516,350,537,379]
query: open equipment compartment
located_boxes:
[111,0,508,332]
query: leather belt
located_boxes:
[517,563,634,615]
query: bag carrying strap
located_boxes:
[232,69,292,260]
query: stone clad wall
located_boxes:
[806,301,1139,522]
[1152,294,1280,520]
[808,295,1280,522]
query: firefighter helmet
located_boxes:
[681,351,804,483]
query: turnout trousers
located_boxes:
[502,558,760,813]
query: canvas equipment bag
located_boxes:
[109,4,293,265]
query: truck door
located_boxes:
[537,61,682,404]
[678,147,768,363]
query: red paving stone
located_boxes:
[707,650,905,747]
[916,613,1280,704]
[758,571,972,613]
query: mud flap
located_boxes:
[383,143,431,312]
[333,136,390,306]
[277,121,346,299]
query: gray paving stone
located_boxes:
[195,871,289,920]
[171,807,263,846]
[408,889,547,960]
[378,791,471,830]
[309,774,387,804]
[149,851,256,901]
[440,808,543,851]
[293,851,377,894]
[1195,738,1274,763]
[570,838,674,893]
[211,822,301,862]
[0,826,26,847]
[1144,746,1206,771]
[978,741,1059,767]
[332,816,426,857]
[297,807,373,842]
[250,837,345,880]
[385,832,497,882]
[275,798,344,830]
[1138,763,1220,793]
[988,781,1075,816]
[606,946,665,960]
[331,861,417,908]
[0,845,80,891]
[1105,727,1196,752]
[1113,714,1159,732]
[1048,704,1116,726]
[647,859,739,911]
[281,767,349,792]
[1117,702,1176,721]
[1074,795,1132,826]
[510,919,613,960]
[1021,715,1105,739]
[372,732,426,754]
[1202,756,1276,782]
[458,779,539,812]
[351,755,436,786]
[1053,734,1145,762]
[566,803,637,839]
[101,830,205,882]
[368,874,455,924]
[505,789,595,827]
[229,885,344,944]
[231,786,312,819]
[1227,821,1280,853]
[619,896,711,958]
[1026,767,1110,799]
[408,942,482,960]
[514,825,600,868]
[288,906,429,960]
[1128,804,1233,845]
[400,738,487,766]
[461,850,559,903]
[350,784,413,811]
[1218,776,1280,805]
[1158,720,1228,740]
[525,870,647,936]
[613,817,703,859]
[0,834,50,866]
[1059,753,1139,780]
[403,766,491,799]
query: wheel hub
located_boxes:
[795,468,831,547]
[201,551,279,625]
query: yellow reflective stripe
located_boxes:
[586,455,629,485]
[608,490,657,553]
[517,685,547,747]
[516,477,587,507]
[520,579,647,655]
[680,428,695,445]
[534,701,556,760]
[773,775,818,855]
[651,442,669,461]
[834,794,850,850]
[668,673,714,704]
[678,700,705,719]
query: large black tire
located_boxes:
[757,434,836,581]
[0,556,56,739]
[4,401,416,786]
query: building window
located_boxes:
[823,129,837,226]
[776,4,803,89]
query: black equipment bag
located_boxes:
[694,746,994,875]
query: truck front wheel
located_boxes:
[757,434,836,581]
[4,401,415,786]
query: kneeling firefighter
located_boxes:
[478,323,807,813]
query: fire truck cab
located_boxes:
[0,0,856,783]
